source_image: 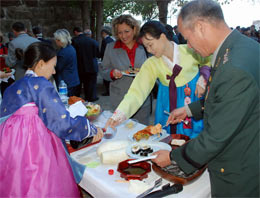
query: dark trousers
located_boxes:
[1,78,15,96]
[103,79,110,94]
[80,72,97,102]
[68,85,81,97]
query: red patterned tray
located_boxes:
[66,140,101,154]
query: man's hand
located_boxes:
[92,127,104,143]
[151,150,172,168]
[166,107,187,126]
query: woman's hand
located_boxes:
[166,107,187,126]
[113,69,123,79]
[105,118,121,130]
[92,127,104,143]
[151,150,172,168]
[0,71,12,79]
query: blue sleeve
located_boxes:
[29,77,97,141]
[56,50,66,73]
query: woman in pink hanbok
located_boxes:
[0,42,103,197]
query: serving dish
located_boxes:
[85,102,101,121]
[117,159,151,180]
[152,163,207,185]
[152,134,206,185]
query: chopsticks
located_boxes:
[163,110,189,125]
[128,155,157,164]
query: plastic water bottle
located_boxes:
[59,80,68,106]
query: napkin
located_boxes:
[68,101,88,118]
[129,180,152,194]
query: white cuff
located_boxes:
[111,109,127,124]
[184,105,192,117]
[196,75,206,90]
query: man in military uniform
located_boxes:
[152,0,259,197]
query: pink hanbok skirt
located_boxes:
[0,104,80,197]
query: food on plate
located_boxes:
[131,144,153,157]
[97,140,130,164]
[131,145,141,155]
[85,102,101,116]
[1,67,12,73]
[125,67,140,75]
[126,122,134,128]
[133,123,162,141]
[68,96,85,105]
[141,145,153,153]
[171,139,186,146]
[125,121,135,129]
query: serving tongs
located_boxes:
[136,178,162,198]
[141,183,183,198]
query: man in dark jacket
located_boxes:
[72,27,99,102]
[100,26,114,96]
[152,0,259,197]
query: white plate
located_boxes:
[128,128,168,142]
[122,71,136,77]
[126,141,171,159]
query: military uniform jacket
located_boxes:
[171,30,260,197]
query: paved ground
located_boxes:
[80,74,156,197]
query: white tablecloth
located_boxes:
[71,111,211,198]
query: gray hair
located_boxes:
[53,29,72,47]
[84,29,92,36]
[179,0,224,29]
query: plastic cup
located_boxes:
[103,127,117,139]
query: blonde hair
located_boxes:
[112,14,140,41]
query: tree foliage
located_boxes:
[103,0,234,24]
[103,0,158,23]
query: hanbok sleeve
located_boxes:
[116,58,158,119]
[29,77,97,141]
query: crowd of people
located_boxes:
[0,0,259,197]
